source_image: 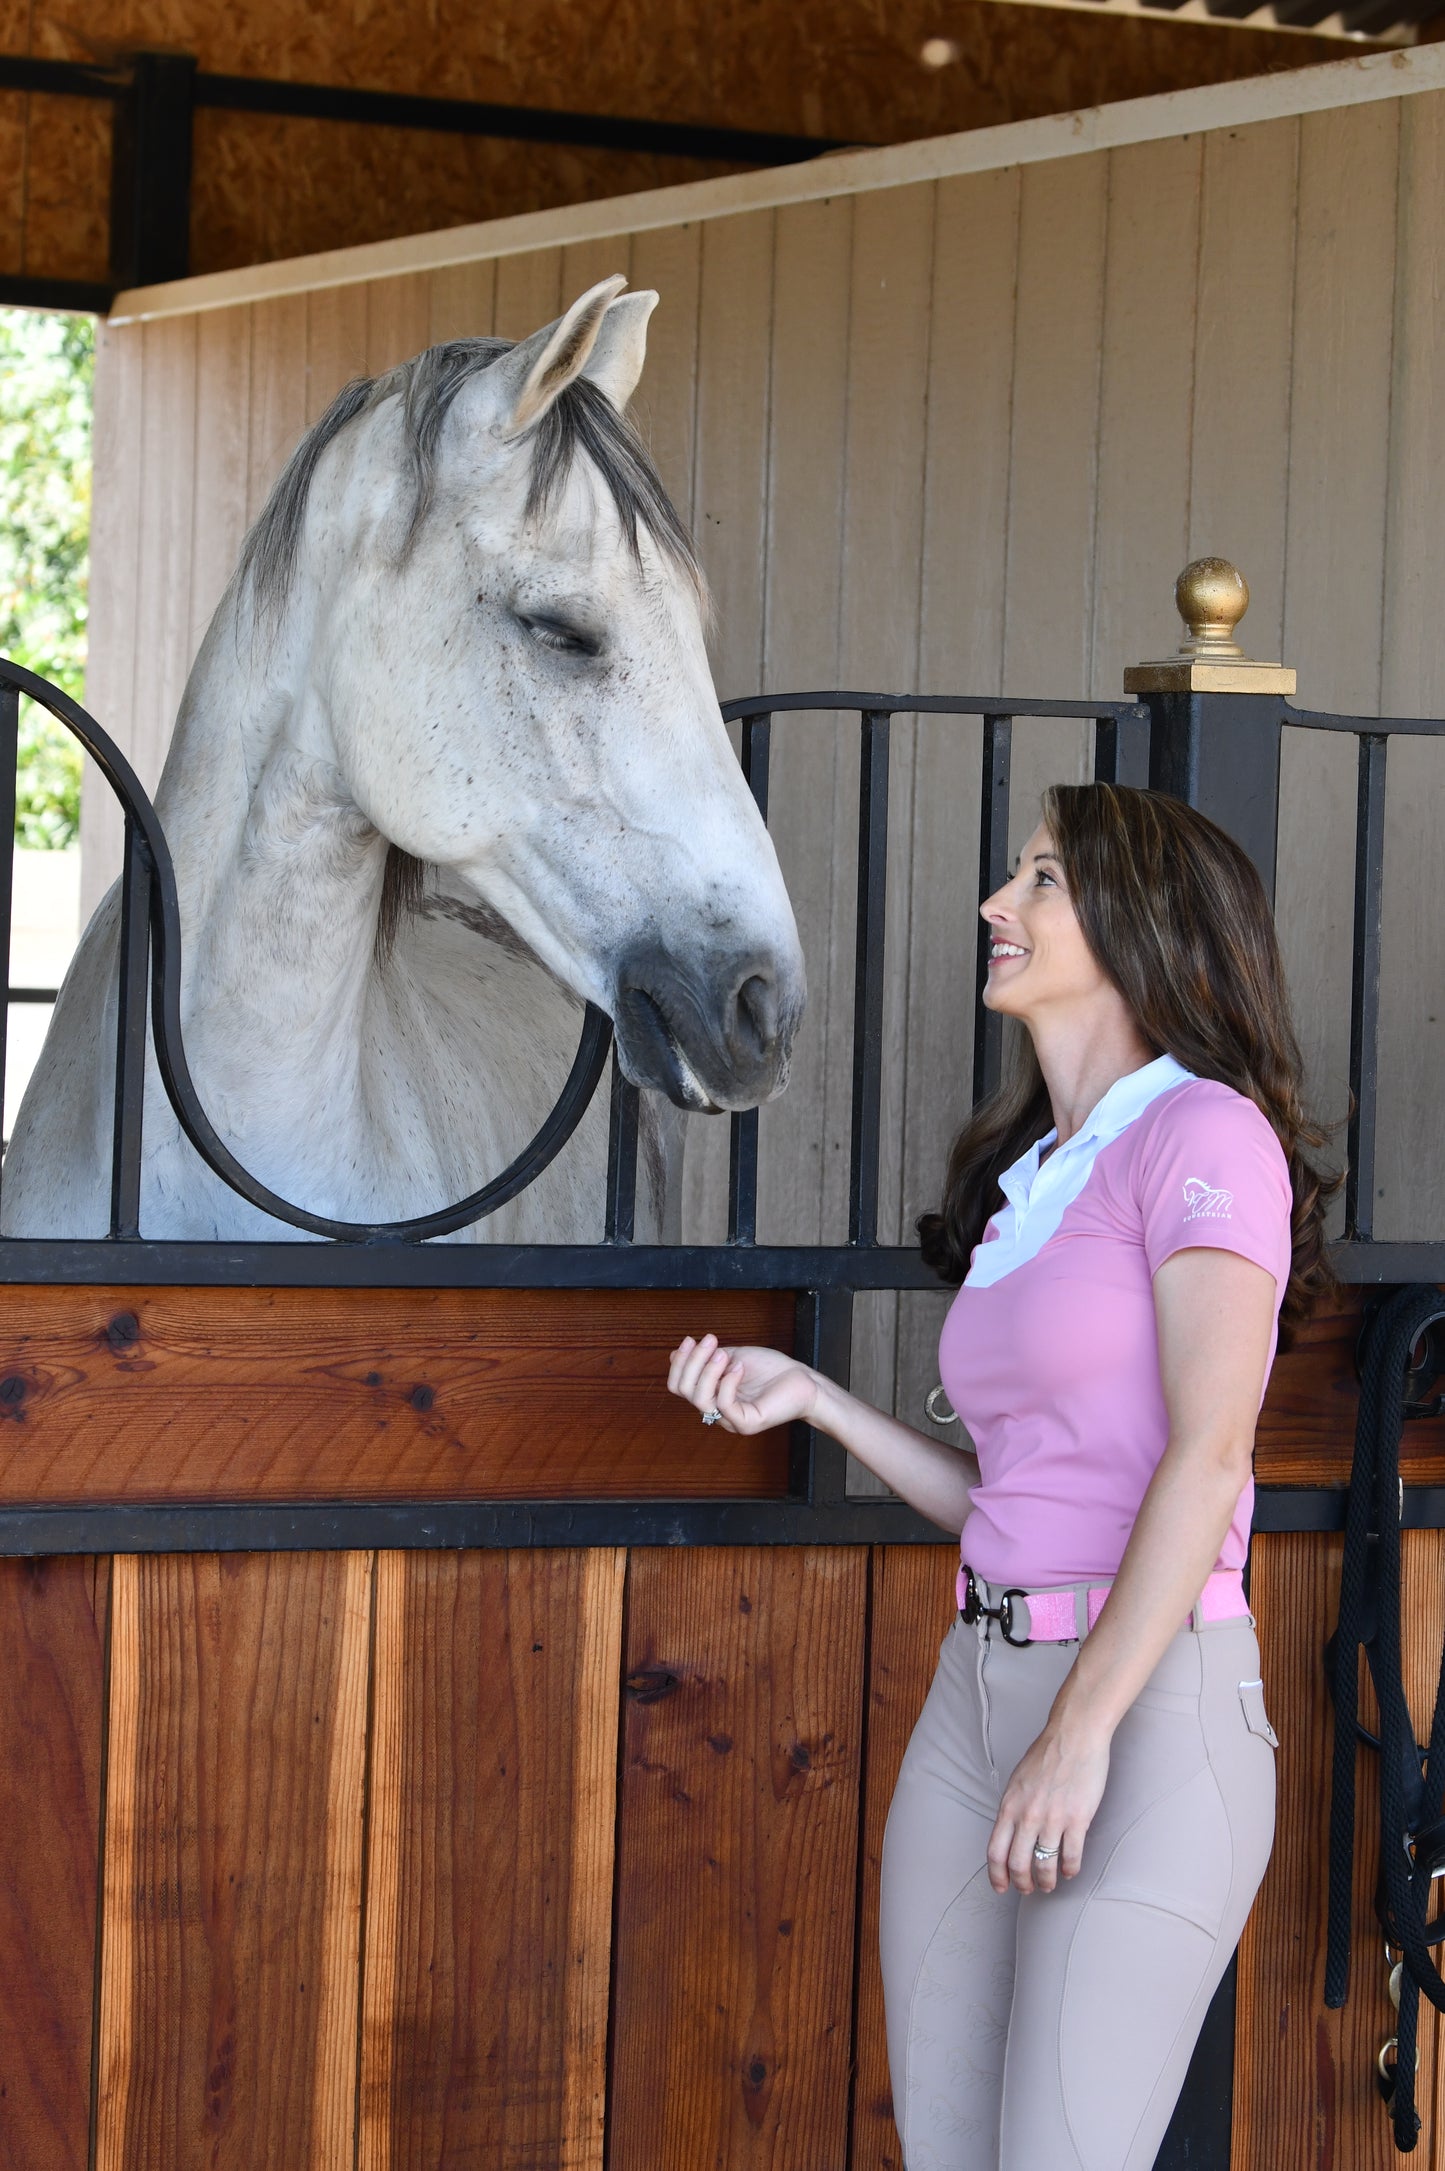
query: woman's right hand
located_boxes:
[666,1333,820,1434]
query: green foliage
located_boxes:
[0,310,93,848]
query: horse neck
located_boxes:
[155,579,389,1068]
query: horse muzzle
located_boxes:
[611,943,804,1111]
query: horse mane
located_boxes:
[238,336,704,620]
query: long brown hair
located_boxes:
[917,782,1340,1349]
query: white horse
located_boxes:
[2,276,805,1241]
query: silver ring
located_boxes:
[701,1408,722,1426]
[1032,1842,1060,1862]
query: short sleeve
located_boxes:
[1135,1084,1293,1289]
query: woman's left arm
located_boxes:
[985,1243,1278,1897]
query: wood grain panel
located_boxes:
[305,282,369,422]
[359,1547,623,2171]
[1091,132,1202,697]
[609,1546,867,2171]
[245,293,310,526]
[189,307,253,653]
[1253,1285,1445,1487]
[95,1550,371,2171]
[494,250,563,342]
[366,274,432,376]
[1233,1531,1445,2170]
[0,1284,794,1504]
[427,258,496,345]
[627,222,701,528]
[850,1544,959,2171]
[0,1556,108,2171]
[1189,115,1300,662]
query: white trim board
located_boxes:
[110,42,1444,324]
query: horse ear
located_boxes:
[497,274,628,437]
[579,289,658,412]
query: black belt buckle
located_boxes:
[959,1566,1033,1646]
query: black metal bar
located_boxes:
[1252,1486,1445,1534]
[974,714,1012,1105]
[0,686,17,1173]
[0,1233,1424,1291]
[1093,706,1152,788]
[0,57,122,99]
[728,713,771,1247]
[721,692,1152,724]
[0,1489,951,1558]
[191,71,858,165]
[1344,734,1387,1243]
[603,1049,639,1245]
[109,52,196,288]
[0,277,115,315]
[6,988,58,1004]
[0,1482,1436,1561]
[849,712,890,1248]
[792,1288,855,1506]
[109,821,151,1241]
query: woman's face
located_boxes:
[979,822,1115,1021]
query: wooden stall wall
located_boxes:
[87,66,1445,1427]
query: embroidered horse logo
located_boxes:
[1182,1176,1233,1222]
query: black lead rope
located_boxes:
[1325,1283,1445,2153]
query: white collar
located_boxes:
[966,1052,1195,1287]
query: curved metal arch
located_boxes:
[0,661,614,1243]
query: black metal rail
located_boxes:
[0,50,858,305]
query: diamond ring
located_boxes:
[1032,1842,1060,1862]
[701,1408,722,1426]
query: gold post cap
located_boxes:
[1123,557,1296,695]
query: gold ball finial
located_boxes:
[1175,557,1249,659]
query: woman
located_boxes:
[667,781,1337,2170]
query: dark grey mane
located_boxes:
[238,335,703,618]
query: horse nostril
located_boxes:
[731,971,779,1064]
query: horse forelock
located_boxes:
[238,336,705,625]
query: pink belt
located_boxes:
[957,1562,1249,1645]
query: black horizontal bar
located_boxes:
[1283,704,1445,738]
[722,692,1150,725]
[0,51,855,167]
[0,275,114,314]
[0,1492,949,1556]
[1253,1487,1445,1534]
[0,1236,1430,1292]
[0,1484,1439,1558]
[0,1237,942,1290]
[192,71,852,165]
[6,988,57,1004]
[0,56,121,99]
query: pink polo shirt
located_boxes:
[937,1065,1293,1591]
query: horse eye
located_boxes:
[517,613,598,658]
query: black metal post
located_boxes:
[603,1050,639,1245]
[728,714,771,1247]
[849,713,890,1247]
[0,686,17,1167]
[973,714,1012,1104]
[1345,734,1387,1242]
[792,1288,854,1506]
[109,52,197,288]
[109,820,151,1240]
[1143,690,1284,905]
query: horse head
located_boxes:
[242,275,805,1113]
